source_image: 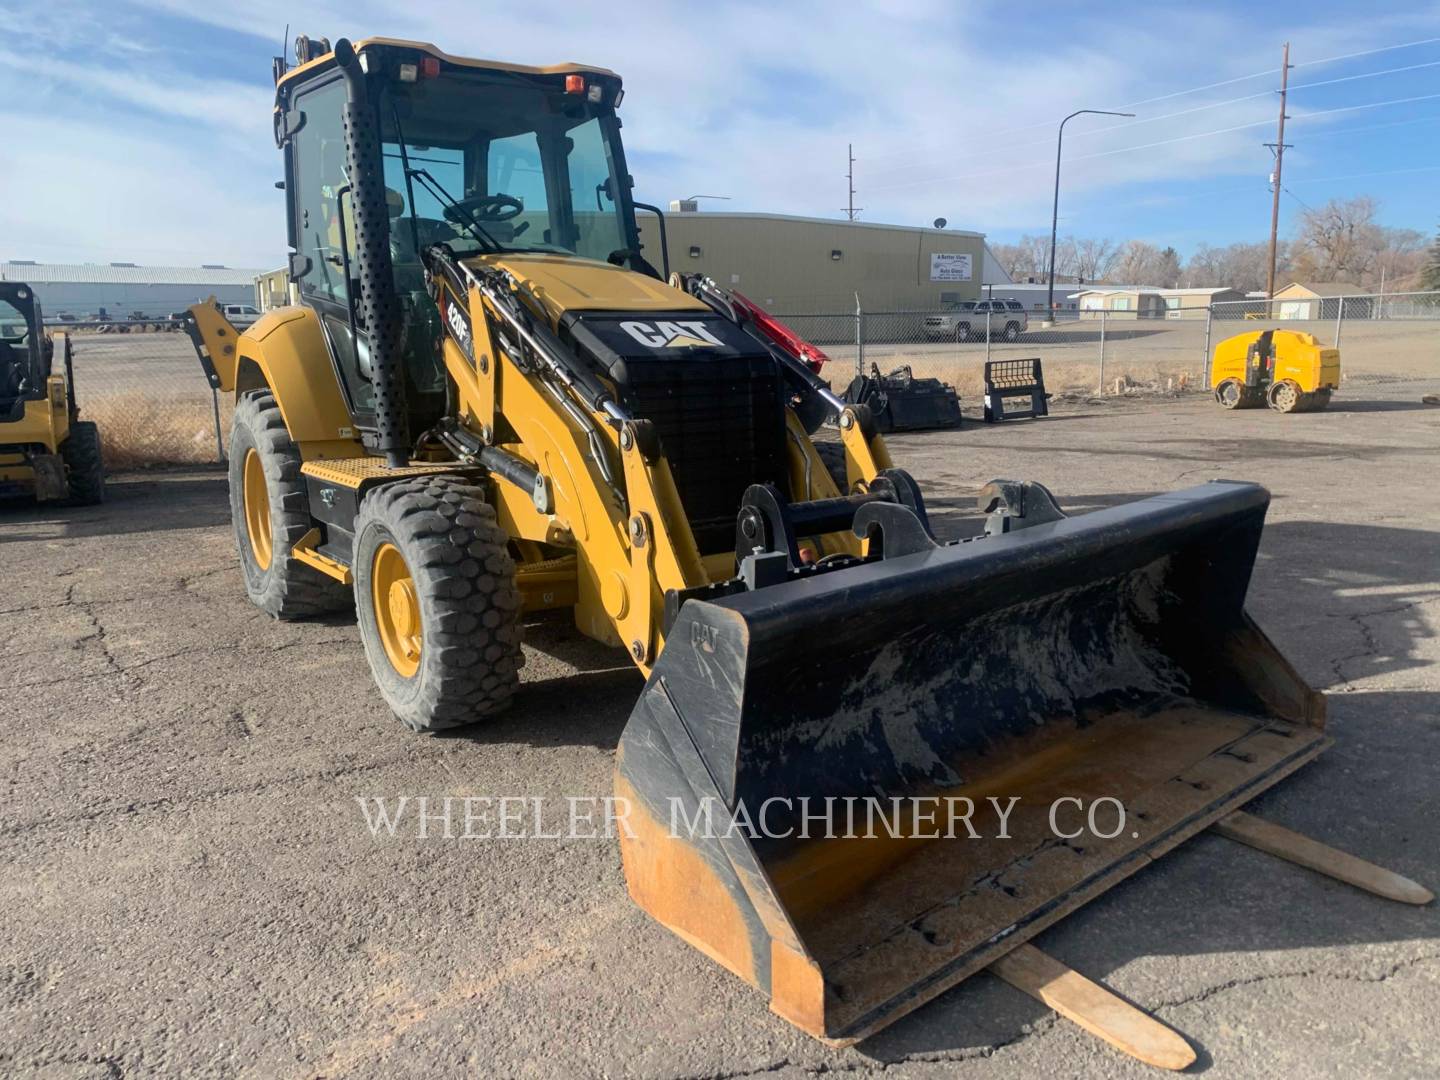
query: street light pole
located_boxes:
[1046,108,1135,324]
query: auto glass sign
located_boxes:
[930,253,972,282]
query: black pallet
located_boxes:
[983,359,1050,422]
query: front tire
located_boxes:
[62,420,105,505]
[953,323,971,343]
[228,390,350,619]
[353,476,524,732]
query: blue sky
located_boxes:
[2,0,1437,268]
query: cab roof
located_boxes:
[275,37,620,96]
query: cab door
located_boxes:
[284,73,377,427]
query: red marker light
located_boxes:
[420,56,440,79]
[565,74,585,94]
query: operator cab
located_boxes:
[277,40,641,445]
[0,284,46,419]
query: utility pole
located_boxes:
[1265,42,1292,300]
[843,144,862,220]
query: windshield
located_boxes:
[379,72,634,263]
[0,298,32,345]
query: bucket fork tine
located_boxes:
[1211,810,1433,906]
[989,944,1197,1071]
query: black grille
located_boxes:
[624,359,788,554]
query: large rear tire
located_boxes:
[228,390,350,619]
[62,420,105,505]
[353,476,524,732]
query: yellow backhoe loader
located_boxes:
[188,37,1429,1067]
[0,282,105,504]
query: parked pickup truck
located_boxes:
[923,298,1028,341]
[218,302,262,329]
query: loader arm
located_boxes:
[185,297,241,393]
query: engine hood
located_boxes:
[468,252,707,323]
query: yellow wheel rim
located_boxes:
[372,541,422,678]
[242,448,273,570]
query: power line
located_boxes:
[1293,112,1440,139]
[864,66,1280,165]
[1282,187,1312,211]
[868,89,1277,179]
[1291,35,1440,70]
[1288,163,1440,184]
[860,35,1440,177]
[1288,57,1440,92]
[1103,67,1278,110]
[1291,90,1440,121]
[869,91,1440,193]
[870,58,1440,180]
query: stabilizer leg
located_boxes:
[988,944,1197,1072]
[1211,811,1433,905]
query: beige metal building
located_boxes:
[1272,282,1373,320]
[636,211,993,313]
[257,212,997,316]
[254,268,296,311]
[1074,288,1167,319]
[1158,286,1245,317]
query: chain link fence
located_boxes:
[785,309,1208,402]
[54,321,227,470]
[788,289,1440,402]
[46,290,1440,470]
[1209,291,1440,390]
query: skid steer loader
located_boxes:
[0,282,105,503]
[189,37,1429,1067]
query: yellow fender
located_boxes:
[188,299,361,459]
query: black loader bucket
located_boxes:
[615,481,1327,1044]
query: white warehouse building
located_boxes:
[0,261,263,319]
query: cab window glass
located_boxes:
[290,77,351,305]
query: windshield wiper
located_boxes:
[407,169,504,254]
[387,98,501,254]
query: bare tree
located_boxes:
[1155,246,1182,288]
[1111,240,1160,286]
[1290,196,1382,283]
[1423,227,1440,291]
[990,234,1053,281]
[1070,236,1118,283]
[1185,241,1278,293]
[1110,241,1182,287]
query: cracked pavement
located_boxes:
[1,392,1436,1078]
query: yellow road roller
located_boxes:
[1211,328,1340,413]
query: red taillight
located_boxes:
[420,56,440,79]
[565,74,585,94]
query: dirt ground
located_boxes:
[2,390,1437,1078]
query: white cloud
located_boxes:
[6,0,1439,265]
